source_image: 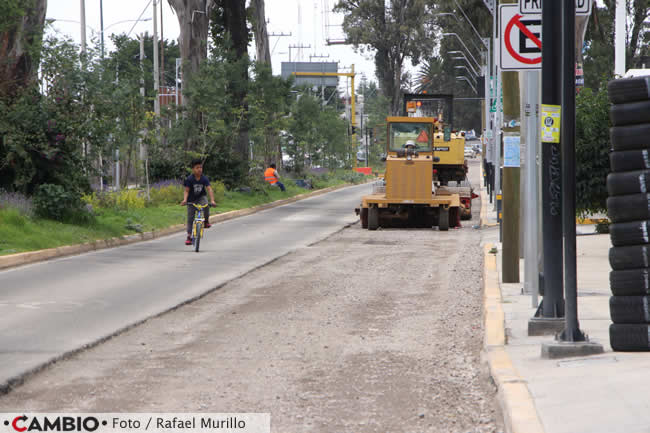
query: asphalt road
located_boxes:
[0,183,372,391]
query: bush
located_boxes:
[576,82,610,216]
[211,180,226,203]
[148,181,184,206]
[339,171,367,184]
[0,189,33,217]
[116,189,146,210]
[33,184,90,222]
[82,189,146,210]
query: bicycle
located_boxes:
[187,203,211,253]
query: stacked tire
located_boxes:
[607,75,650,351]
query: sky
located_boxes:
[46,0,379,92]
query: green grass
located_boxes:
[0,177,356,256]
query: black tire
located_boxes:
[608,76,650,104]
[450,206,460,228]
[610,124,650,151]
[610,100,650,126]
[610,268,650,295]
[610,245,650,270]
[194,223,202,252]
[610,296,650,324]
[607,193,650,223]
[360,208,368,229]
[610,149,650,173]
[368,206,379,231]
[610,220,650,246]
[610,324,650,351]
[438,207,449,231]
[607,170,650,196]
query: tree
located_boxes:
[166,0,212,106]
[575,82,610,216]
[211,0,251,162]
[248,62,292,167]
[334,0,435,115]
[107,34,180,110]
[0,0,47,99]
[584,2,650,89]
[250,0,271,64]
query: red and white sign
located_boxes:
[499,5,542,71]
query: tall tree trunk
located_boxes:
[251,0,271,64]
[250,0,276,166]
[0,0,47,99]
[219,0,250,162]
[167,0,211,107]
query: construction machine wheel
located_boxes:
[438,207,449,231]
[360,208,368,229]
[368,206,379,230]
[450,207,460,228]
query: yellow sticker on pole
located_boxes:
[541,104,561,143]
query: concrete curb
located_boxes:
[0,182,365,271]
[483,242,545,433]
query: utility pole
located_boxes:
[540,0,604,358]
[269,32,291,56]
[288,43,310,62]
[160,0,164,88]
[531,0,565,335]
[80,0,86,55]
[153,0,160,117]
[614,0,626,76]
[99,0,104,58]
[501,0,521,283]
[140,34,146,98]
[523,70,540,307]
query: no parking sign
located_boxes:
[499,5,541,71]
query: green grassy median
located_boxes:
[0,177,358,256]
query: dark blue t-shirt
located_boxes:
[184,175,211,202]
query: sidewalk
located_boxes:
[480,188,650,433]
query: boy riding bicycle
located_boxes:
[180,159,217,245]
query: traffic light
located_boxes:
[351,126,357,135]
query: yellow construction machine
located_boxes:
[356,116,461,231]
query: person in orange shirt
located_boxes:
[264,163,286,192]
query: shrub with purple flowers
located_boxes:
[0,189,34,217]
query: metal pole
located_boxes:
[140,35,145,98]
[614,0,626,76]
[492,3,499,209]
[559,0,584,342]
[100,0,104,58]
[80,0,86,55]
[540,0,564,319]
[153,0,160,117]
[494,70,501,210]
[115,148,120,191]
[160,0,164,87]
[524,70,540,307]
[351,65,357,169]
[485,38,490,166]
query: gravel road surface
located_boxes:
[1,161,502,433]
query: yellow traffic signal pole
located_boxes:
[292,65,357,168]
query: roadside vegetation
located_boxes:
[0,170,366,256]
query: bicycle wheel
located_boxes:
[194,222,202,252]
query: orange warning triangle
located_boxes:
[416,130,429,143]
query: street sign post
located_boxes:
[499,5,542,71]
[519,0,592,16]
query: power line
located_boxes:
[127,0,153,37]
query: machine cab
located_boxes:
[386,116,436,160]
